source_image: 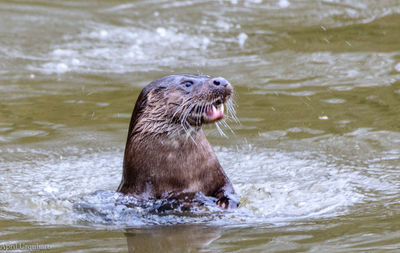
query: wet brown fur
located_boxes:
[117,74,238,208]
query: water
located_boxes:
[1,0,400,252]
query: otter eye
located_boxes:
[184,81,193,87]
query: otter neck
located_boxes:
[130,121,202,144]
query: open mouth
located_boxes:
[203,98,225,123]
[183,97,230,126]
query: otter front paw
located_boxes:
[216,196,239,209]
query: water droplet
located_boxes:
[238,33,248,47]
[156,27,167,37]
[279,0,290,8]
[100,30,108,38]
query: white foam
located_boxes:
[156,27,167,37]
[1,129,398,226]
[31,25,213,74]
[52,49,76,56]
[279,0,290,8]
[323,98,346,104]
[56,63,69,73]
[395,63,400,72]
[71,58,80,65]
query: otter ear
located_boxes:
[154,86,167,92]
[147,86,166,102]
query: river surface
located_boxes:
[1,0,400,252]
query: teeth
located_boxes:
[212,105,217,114]
[211,103,224,114]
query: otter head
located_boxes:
[128,74,235,139]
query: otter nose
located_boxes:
[211,77,229,87]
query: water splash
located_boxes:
[1,128,398,227]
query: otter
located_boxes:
[117,74,239,209]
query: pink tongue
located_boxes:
[207,106,224,121]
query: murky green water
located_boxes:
[1,0,400,252]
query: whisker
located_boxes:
[182,103,195,124]
[215,122,227,138]
[197,101,206,127]
[179,103,196,137]
[171,98,193,121]
[181,117,197,144]
[226,99,239,123]
[193,103,200,127]
[220,118,235,135]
